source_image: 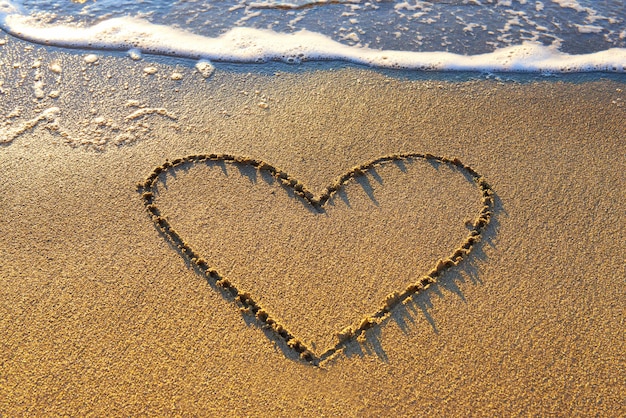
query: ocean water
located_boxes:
[0,0,625,72]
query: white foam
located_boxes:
[574,24,604,34]
[0,107,60,145]
[195,60,216,78]
[1,4,625,73]
[125,108,176,121]
[551,0,585,13]
[84,54,99,64]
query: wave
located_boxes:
[1,0,625,73]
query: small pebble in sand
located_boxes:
[195,60,215,79]
[0,39,6,46]
[258,102,269,109]
[143,66,158,75]
[84,54,99,64]
[48,90,60,99]
[171,72,183,80]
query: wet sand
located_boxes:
[0,37,624,415]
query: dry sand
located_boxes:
[0,37,624,415]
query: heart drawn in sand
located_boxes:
[139,153,494,365]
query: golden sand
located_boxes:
[0,37,624,415]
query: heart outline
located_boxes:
[138,153,494,365]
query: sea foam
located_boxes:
[1,0,625,73]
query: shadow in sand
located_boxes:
[391,194,501,337]
[139,153,500,366]
[331,190,502,364]
[354,173,379,206]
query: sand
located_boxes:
[0,37,624,416]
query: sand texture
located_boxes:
[0,37,624,416]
